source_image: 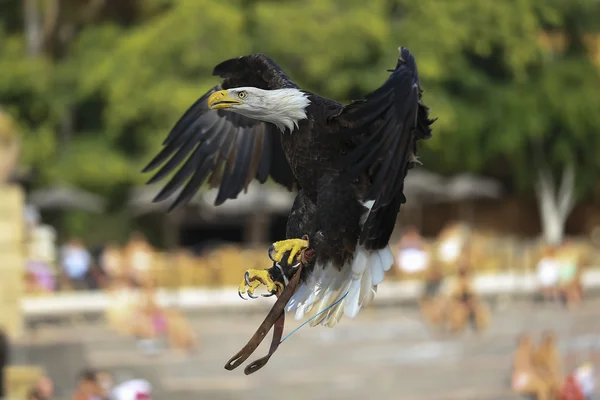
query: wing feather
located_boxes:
[142,54,299,212]
[335,47,435,250]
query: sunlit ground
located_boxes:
[13,297,600,400]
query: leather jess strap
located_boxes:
[224,262,304,375]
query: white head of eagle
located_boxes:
[207,87,311,133]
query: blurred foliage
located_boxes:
[393,0,600,198]
[1,0,600,216]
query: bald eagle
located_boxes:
[143,47,434,328]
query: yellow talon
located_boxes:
[238,269,284,300]
[271,238,310,265]
[237,278,261,298]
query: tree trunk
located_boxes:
[534,164,575,245]
[23,0,43,56]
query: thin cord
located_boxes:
[279,291,350,344]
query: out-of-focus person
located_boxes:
[536,246,560,303]
[512,334,553,400]
[533,331,563,398]
[436,222,469,266]
[94,370,114,400]
[25,260,56,294]
[163,307,199,355]
[26,224,58,293]
[132,282,167,355]
[572,362,595,400]
[72,369,103,400]
[0,329,9,399]
[419,261,446,328]
[86,246,109,290]
[60,238,92,290]
[560,374,585,400]
[27,375,54,400]
[557,242,583,308]
[132,282,198,355]
[447,263,490,334]
[105,278,139,336]
[122,232,154,287]
[100,242,125,284]
[23,204,41,239]
[28,388,45,400]
[111,379,152,400]
[395,225,430,275]
[423,260,444,300]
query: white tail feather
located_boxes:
[343,279,363,318]
[286,244,394,328]
[359,263,373,305]
[370,252,385,286]
[285,200,394,328]
[380,246,394,272]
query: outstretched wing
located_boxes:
[335,47,435,250]
[142,54,298,212]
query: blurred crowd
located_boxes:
[17,209,597,398]
[25,218,591,297]
[25,368,153,400]
[22,216,589,342]
[395,224,490,335]
[23,208,199,355]
[536,244,585,308]
[393,223,587,336]
[104,280,198,356]
[393,223,597,399]
[0,327,154,400]
[25,229,158,294]
[511,332,596,400]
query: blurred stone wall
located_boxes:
[0,185,25,338]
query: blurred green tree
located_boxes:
[2,0,600,244]
[391,0,600,244]
[1,0,399,192]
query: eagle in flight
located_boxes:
[143,47,434,328]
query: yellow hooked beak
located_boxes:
[207,90,243,110]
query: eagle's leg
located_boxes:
[268,236,310,266]
[237,268,284,300]
[238,249,315,300]
[238,190,317,301]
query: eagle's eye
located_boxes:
[238,91,248,99]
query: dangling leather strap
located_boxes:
[243,310,285,375]
[224,263,304,374]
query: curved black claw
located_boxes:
[244,271,251,287]
[247,291,258,299]
[262,291,276,298]
[238,291,248,300]
[268,245,276,262]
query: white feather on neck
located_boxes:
[227,87,311,133]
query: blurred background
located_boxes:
[1,0,600,399]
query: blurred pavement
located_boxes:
[12,299,600,400]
